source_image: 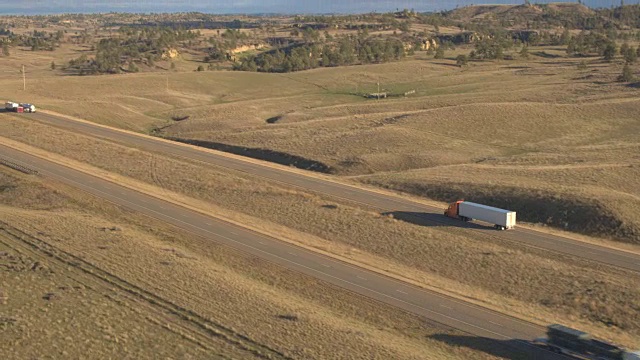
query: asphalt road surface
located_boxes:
[20,111,640,274]
[0,143,566,359]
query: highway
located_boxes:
[22,111,640,273]
[0,143,564,358]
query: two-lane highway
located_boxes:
[0,143,563,358]
[22,111,640,273]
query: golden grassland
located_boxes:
[1,26,640,348]
[1,120,639,348]
[3,43,637,242]
[0,168,513,360]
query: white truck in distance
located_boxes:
[5,101,36,113]
[20,103,36,113]
[5,101,19,111]
[444,200,516,230]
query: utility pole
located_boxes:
[22,65,26,91]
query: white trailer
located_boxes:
[5,101,19,111]
[444,201,516,230]
[20,103,36,113]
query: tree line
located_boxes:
[0,29,65,52]
[232,34,405,73]
[67,26,198,75]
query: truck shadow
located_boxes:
[383,211,499,231]
[428,334,562,360]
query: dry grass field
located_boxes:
[1,119,639,348]
[2,46,637,242]
[0,167,515,359]
[2,10,640,354]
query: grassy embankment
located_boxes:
[1,167,512,359]
[1,43,638,243]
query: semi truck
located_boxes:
[444,200,516,230]
[20,103,36,113]
[5,101,19,111]
[534,324,640,360]
[4,101,36,113]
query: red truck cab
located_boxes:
[444,200,471,221]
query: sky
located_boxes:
[0,0,631,15]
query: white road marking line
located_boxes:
[230,231,239,236]
[396,289,408,294]
[488,321,501,326]
[322,264,331,268]
[357,276,367,280]
[440,304,452,309]
[287,252,298,257]
[206,222,213,226]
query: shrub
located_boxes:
[603,43,617,61]
[618,64,635,82]
[456,54,468,67]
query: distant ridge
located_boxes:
[0,1,621,16]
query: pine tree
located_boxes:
[618,64,635,82]
[560,29,571,45]
[128,61,139,73]
[456,54,468,67]
[620,42,630,60]
[603,43,617,61]
[624,46,637,64]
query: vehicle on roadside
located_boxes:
[5,101,19,111]
[444,200,516,230]
[20,103,36,113]
[4,101,36,113]
[534,324,640,360]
